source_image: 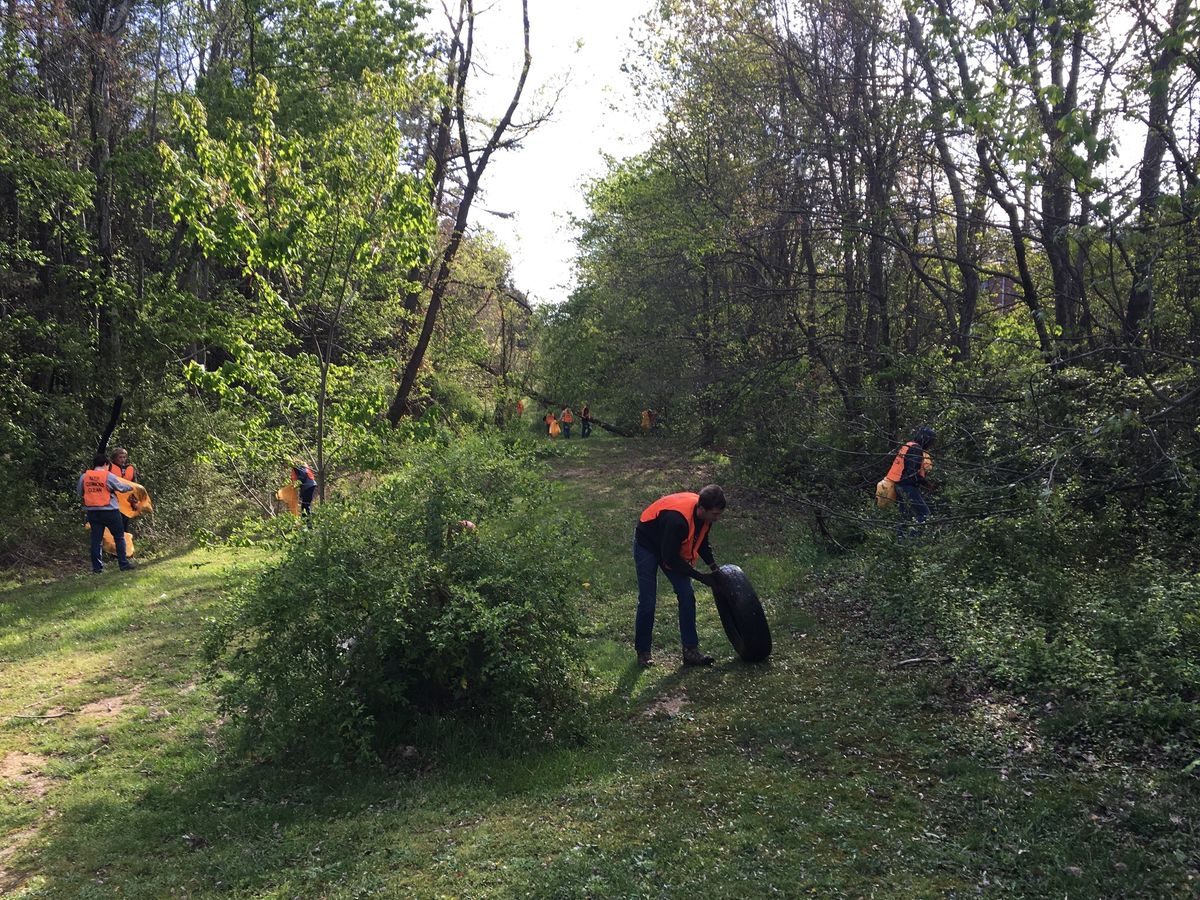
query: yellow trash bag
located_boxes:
[549,420,561,438]
[112,478,153,518]
[875,478,897,508]
[84,522,136,558]
[276,483,300,516]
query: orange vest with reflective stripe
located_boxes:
[639,492,711,564]
[83,469,112,508]
[108,463,134,481]
[561,410,574,423]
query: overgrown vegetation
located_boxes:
[536,0,1200,747]
[203,435,590,762]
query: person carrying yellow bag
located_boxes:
[881,425,935,538]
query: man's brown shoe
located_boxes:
[682,646,715,667]
[637,650,654,668]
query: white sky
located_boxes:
[431,0,660,305]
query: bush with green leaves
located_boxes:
[863,497,1200,746]
[204,434,590,763]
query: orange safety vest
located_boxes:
[561,410,574,423]
[639,492,711,565]
[886,442,932,482]
[108,463,135,481]
[83,469,113,508]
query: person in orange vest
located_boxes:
[78,453,136,572]
[108,447,138,531]
[580,403,592,438]
[516,399,524,418]
[887,425,935,538]
[634,485,726,667]
[544,411,556,436]
[641,409,651,434]
[560,406,574,438]
[291,461,317,518]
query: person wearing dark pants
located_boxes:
[78,454,136,573]
[887,425,935,538]
[108,447,138,532]
[581,404,592,438]
[291,462,318,519]
[633,484,726,668]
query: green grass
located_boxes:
[1,432,1197,896]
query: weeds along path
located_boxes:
[0,436,1193,897]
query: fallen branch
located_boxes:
[9,711,75,719]
[891,656,950,668]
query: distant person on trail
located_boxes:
[581,404,592,438]
[517,399,524,418]
[633,485,726,668]
[544,411,554,435]
[887,425,935,538]
[79,453,136,573]
[641,409,651,434]
[108,447,139,531]
[291,461,318,519]
[560,407,574,438]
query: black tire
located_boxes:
[710,564,772,662]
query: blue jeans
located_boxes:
[563,423,572,438]
[896,484,929,538]
[634,539,698,651]
[86,508,129,572]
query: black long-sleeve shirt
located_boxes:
[635,509,715,579]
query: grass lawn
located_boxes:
[1,434,1196,897]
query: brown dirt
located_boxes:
[0,826,38,895]
[78,687,143,719]
[0,752,53,799]
[642,689,689,719]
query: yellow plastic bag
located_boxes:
[875,478,897,508]
[113,478,153,518]
[84,522,135,558]
[549,420,561,438]
[276,484,300,516]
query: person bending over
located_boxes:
[633,484,726,668]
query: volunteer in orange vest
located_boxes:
[888,425,935,537]
[108,447,138,530]
[78,453,136,573]
[291,461,318,518]
[560,407,574,438]
[634,485,726,667]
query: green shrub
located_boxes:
[204,434,590,763]
[863,500,1200,743]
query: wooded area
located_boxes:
[1,0,537,556]
[2,0,1198,776]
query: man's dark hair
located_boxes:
[698,484,726,510]
[92,453,108,467]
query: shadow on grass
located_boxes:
[18,714,626,898]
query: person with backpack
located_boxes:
[633,485,726,668]
[886,425,935,538]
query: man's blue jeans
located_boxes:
[634,539,698,651]
[86,508,129,572]
[896,484,929,538]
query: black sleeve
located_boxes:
[697,531,715,568]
